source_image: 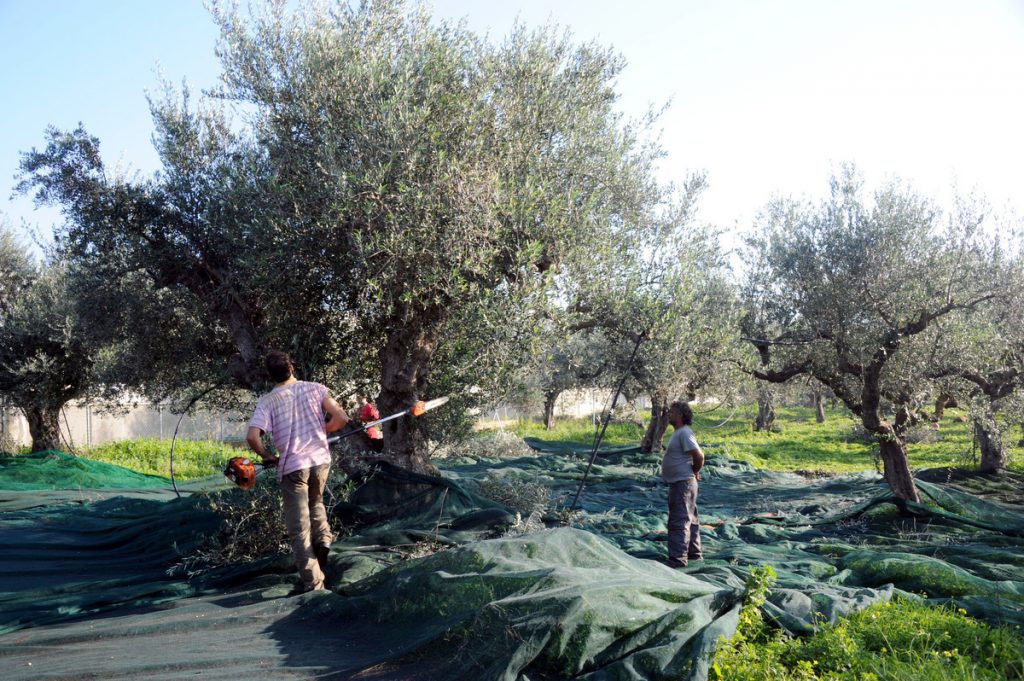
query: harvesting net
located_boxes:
[0,440,1022,680]
[0,449,168,491]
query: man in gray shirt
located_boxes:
[661,401,705,567]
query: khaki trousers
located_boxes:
[281,463,332,590]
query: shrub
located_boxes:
[173,466,355,577]
[711,580,1024,681]
[432,429,534,459]
[477,475,551,516]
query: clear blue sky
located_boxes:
[2,0,1023,250]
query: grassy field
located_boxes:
[79,437,245,481]
[506,405,1024,473]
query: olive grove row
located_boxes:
[2,0,1021,502]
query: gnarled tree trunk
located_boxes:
[974,416,1007,474]
[754,384,776,432]
[22,404,63,453]
[933,393,956,422]
[640,390,670,453]
[376,315,441,476]
[543,389,561,431]
[877,433,918,502]
[811,387,826,423]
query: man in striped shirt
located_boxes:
[247,350,349,592]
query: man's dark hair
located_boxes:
[265,350,293,383]
[670,401,693,426]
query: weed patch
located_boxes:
[172,466,356,577]
[82,438,240,480]
[712,568,1024,681]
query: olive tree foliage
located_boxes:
[742,169,1003,502]
[0,226,93,451]
[549,173,741,452]
[0,221,35,315]
[500,175,695,434]
[16,98,287,405]
[632,257,740,453]
[518,327,611,430]
[18,0,673,473]
[211,0,676,472]
[926,214,1024,472]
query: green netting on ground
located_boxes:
[523,437,644,457]
[1,440,1022,680]
[0,450,168,490]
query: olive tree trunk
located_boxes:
[376,316,441,476]
[640,390,671,453]
[862,403,920,503]
[811,387,826,423]
[974,416,1007,474]
[877,433,919,502]
[754,384,777,432]
[933,393,956,422]
[543,390,561,431]
[22,404,63,453]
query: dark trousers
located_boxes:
[667,478,702,565]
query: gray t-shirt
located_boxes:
[661,425,699,483]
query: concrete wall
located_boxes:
[0,400,249,450]
[479,389,651,423]
[0,389,653,449]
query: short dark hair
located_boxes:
[669,401,693,426]
[265,350,293,383]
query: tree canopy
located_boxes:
[0,227,94,451]
[741,168,1007,500]
[16,0,679,471]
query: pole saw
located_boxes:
[224,396,450,489]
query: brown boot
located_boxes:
[315,544,331,577]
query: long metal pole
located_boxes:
[568,332,645,514]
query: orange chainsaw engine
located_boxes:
[224,457,258,490]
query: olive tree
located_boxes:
[0,229,93,451]
[927,215,1024,472]
[528,328,611,430]
[551,173,740,452]
[743,169,1002,502]
[633,266,740,453]
[18,0,673,474]
[739,199,810,433]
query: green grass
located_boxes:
[505,417,647,446]
[53,404,1024,482]
[80,437,244,481]
[719,595,1023,680]
[506,406,1024,474]
[713,566,1024,681]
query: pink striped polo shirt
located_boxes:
[249,381,331,479]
